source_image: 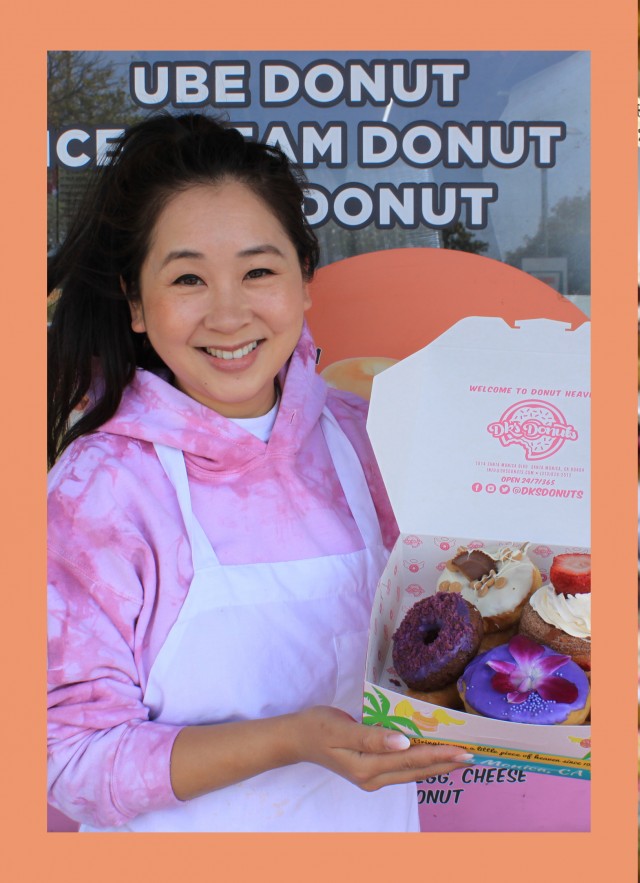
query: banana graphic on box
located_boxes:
[394,699,465,733]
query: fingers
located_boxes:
[299,708,477,793]
[341,725,475,791]
[354,723,471,765]
[307,708,414,756]
[355,752,474,792]
[367,758,474,791]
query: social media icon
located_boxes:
[472,483,482,493]
[486,484,496,494]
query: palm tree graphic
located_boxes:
[363,687,422,736]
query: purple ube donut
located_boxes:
[392,593,484,691]
[458,635,590,725]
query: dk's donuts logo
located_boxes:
[486,399,578,461]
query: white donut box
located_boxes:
[363,317,590,779]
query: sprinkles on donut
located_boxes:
[457,634,590,725]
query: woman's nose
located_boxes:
[202,283,251,332]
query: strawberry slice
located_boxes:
[549,553,591,595]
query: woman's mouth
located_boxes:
[201,340,260,360]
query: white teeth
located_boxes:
[205,341,258,360]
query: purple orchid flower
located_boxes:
[486,635,578,704]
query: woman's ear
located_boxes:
[129,300,146,333]
[121,276,146,332]
[302,282,312,312]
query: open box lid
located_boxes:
[367,317,590,547]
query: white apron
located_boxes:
[84,408,418,832]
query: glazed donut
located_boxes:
[519,553,591,671]
[392,593,483,695]
[320,356,397,400]
[457,634,590,725]
[437,544,541,635]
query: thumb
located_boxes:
[382,731,412,751]
[358,726,412,754]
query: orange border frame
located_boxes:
[3,1,636,879]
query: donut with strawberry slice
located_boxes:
[519,552,591,672]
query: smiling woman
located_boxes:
[129,182,311,418]
[47,113,474,833]
[47,114,320,464]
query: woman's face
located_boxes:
[131,181,311,418]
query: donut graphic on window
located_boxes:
[487,399,578,461]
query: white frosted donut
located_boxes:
[437,545,541,633]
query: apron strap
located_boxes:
[320,407,385,551]
[153,443,220,567]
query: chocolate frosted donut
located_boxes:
[392,594,484,692]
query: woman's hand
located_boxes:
[289,706,474,791]
[170,705,474,801]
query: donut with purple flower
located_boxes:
[457,634,590,725]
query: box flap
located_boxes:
[367,317,590,546]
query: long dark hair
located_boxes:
[48,113,319,467]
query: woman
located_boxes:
[47,113,473,832]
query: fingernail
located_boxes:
[453,753,475,763]
[384,733,411,751]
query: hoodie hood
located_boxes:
[99,322,327,471]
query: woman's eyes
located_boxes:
[172,268,274,286]
[173,273,203,286]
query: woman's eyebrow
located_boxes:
[237,244,285,259]
[160,244,285,268]
[161,249,205,268]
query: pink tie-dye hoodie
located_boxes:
[47,324,397,828]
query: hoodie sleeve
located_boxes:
[47,545,184,827]
[325,388,399,552]
[47,436,186,828]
